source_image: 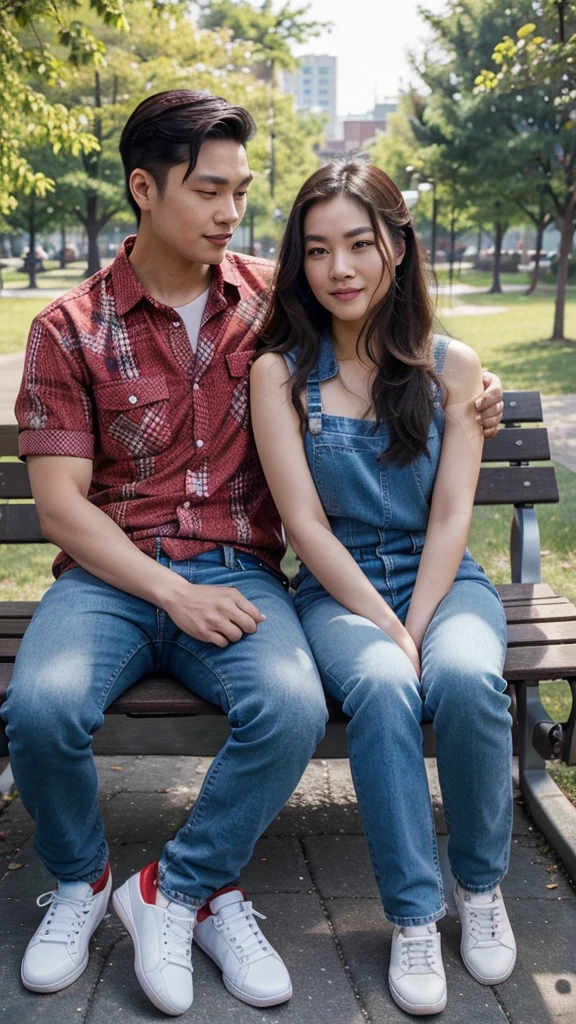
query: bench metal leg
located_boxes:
[517,682,576,880]
[510,505,541,583]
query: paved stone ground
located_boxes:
[1,757,575,1024]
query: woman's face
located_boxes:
[303,194,403,328]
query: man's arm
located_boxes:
[28,455,264,647]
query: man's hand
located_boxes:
[163,583,266,647]
[475,370,504,438]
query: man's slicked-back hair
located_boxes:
[119,90,256,222]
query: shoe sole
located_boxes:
[461,947,517,986]
[194,934,292,1007]
[388,977,447,1016]
[112,887,191,1017]
[21,875,112,994]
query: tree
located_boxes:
[476,2,576,338]
[0,0,137,214]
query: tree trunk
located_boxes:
[525,218,545,296]
[476,225,482,257]
[59,221,67,269]
[488,219,503,294]
[552,191,576,341]
[85,195,101,276]
[27,195,37,290]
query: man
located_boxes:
[2,90,504,1016]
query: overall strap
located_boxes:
[432,335,450,375]
[306,377,323,435]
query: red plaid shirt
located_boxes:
[16,237,285,577]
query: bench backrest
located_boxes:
[0,390,558,544]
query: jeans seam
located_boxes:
[96,640,154,713]
[164,639,235,710]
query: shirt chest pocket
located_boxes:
[94,375,172,458]
[225,350,256,430]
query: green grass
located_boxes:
[440,294,576,393]
[1,260,87,291]
[0,298,53,355]
[435,268,533,289]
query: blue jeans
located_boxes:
[2,546,327,909]
[296,578,512,926]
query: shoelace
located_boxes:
[35,889,95,947]
[215,902,270,964]
[161,907,194,969]
[466,903,502,944]
[400,937,438,972]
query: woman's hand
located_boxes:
[386,622,421,679]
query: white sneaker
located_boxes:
[112,863,194,1016]
[388,924,447,1016]
[194,887,292,1007]
[21,865,112,993]
[454,884,516,985]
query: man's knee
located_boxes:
[3,665,102,753]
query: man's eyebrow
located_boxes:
[193,174,254,186]
[304,226,375,242]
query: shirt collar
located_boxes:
[111,235,242,317]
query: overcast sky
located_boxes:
[292,0,450,116]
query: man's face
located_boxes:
[135,139,252,263]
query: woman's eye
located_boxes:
[307,247,327,257]
[353,240,373,249]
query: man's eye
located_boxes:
[199,190,217,197]
[235,191,248,198]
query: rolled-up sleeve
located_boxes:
[15,314,95,460]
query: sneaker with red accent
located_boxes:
[194,887,292,1007]
[112,862,194,1016]
[21,863,112,993]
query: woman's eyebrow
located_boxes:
[304,226,375,242]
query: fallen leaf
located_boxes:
[8,862,23,870]
[546,883,558,889]
[155,788,169,794]
[110,766,123,771]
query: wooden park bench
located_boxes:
[1,392,576,875]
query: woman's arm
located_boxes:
[405,340,484,650]
[250,353,420,671]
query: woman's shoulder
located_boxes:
[434,335,482,401]
[250,350,292,387]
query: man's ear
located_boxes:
[129,168,156,215]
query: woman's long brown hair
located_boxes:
[257,156,438,466]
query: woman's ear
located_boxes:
[395,238,407,266]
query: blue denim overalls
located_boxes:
[288,332,498,623]
[284,333,512,926]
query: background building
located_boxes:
[282,54,337,137]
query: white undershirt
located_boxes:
[173,288,210,353]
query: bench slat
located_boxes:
[506,621,576,646]
[504,603,576,623]
[482,428,550,463]
[504,643,576,681]
[474,466,559,505]
[0,463,32,498]
[0,620,31,636]
[496,583,557,601]
[501,391,543,423]
[0,424,18,457]
[0,505,44,542]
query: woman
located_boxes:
[250,157,515,1017]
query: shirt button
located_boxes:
[128,395,138,405]
[195,439,204,448]
[183,501,190,509]
[172,320,180,327]
[193,382,199,391]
